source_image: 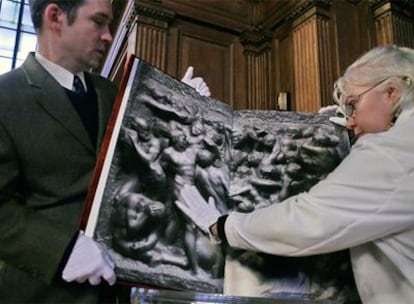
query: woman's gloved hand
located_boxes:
[319,104,347,128]
[175,185,221,235]
[181,66,211,97]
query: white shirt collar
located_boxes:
[35,52,87,92]
[394,106,414,126]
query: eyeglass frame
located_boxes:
[338,75,412,119]
[340,77,390,119]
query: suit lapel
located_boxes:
[22,54,95,154]
[90,75,114,152]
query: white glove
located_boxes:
[62,231,116,286]
[318,104,338,115]
[181,66,211,97]
[175,185,221,235]
[319,104,347,128]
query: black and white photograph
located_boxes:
[84,56,356,301]
[84,56,232,292]
[225,111,357,301]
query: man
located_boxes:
[0,0,209,302]
[0,0,119,302]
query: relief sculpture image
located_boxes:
[83,56,358,302]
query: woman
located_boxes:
[175,45,414,303]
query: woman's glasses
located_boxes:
[339,76,412,119]
[341,78,389,118]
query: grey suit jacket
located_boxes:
[0,53,118,303]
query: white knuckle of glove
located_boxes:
[181,66,211,97]
[89,275,102,286]
[198,84,211,97]
[318,104,338,114]
[62,232,116,286]
[176,185,221,234]
[319,104,348,128]
[329,116,348,128]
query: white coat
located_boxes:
[225,107,414,303]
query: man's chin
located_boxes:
[87,56,103,70]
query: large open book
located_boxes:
[82,55,359,302]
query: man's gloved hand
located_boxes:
[62,231,116,286]
[319,104,347,128]
[181,66,211,97]
[175,185,221,235]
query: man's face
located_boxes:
[232,129,244,145]
[263,134,275,147]
[174,133,188,150]
[59,0,113,72]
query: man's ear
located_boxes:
[43,3,65,32]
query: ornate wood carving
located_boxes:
[370,0,414,47]
[286,0,331,22]
[132,2,175,70]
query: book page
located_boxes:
[85,56,358,301]
[85,56,232,293]
[224,110,358,302]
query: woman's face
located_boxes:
[342,78,398,138]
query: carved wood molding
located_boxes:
[240,29,273,54]
[286,0,331,22]
[367,0,414,47]
[134,0,175,28]
[370,0,414,23]
[132,1,175,69]
[369,0,414,11]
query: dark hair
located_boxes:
[29,0,85,30]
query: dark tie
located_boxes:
[73,75,86,96]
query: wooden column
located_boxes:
[240,30,274,110]
[370,0,414,47]
[132,2,175,71]
[290,0,333,112]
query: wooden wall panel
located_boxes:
[105,0,414,112]
[292,14,334,112]
[293,17,317,112]
[135,25,168,70]
[130,3,174,71]
[244,49,272,110]
[180,34,233,105]
[273,28,294,111]
[167,20,239,108]
[393,15,414,47]
[317,14,334,109]
[331,1,374,78]
[373,1,414,47]
[162,0,251,31]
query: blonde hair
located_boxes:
[333,45,414,115]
